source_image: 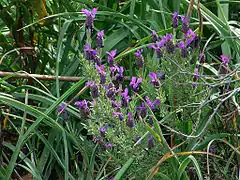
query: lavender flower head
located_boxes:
[95,64,106,84]
[106,49,117,67]
[86,81,99,99]
[136,102,147,118]
[185,29,199,49]
[96,30,104,48]
[130,77,142,92]
[193,67,199,82]
[178,41,188,58]
[145,96,160,111]
[75,100,90,116]
[57,104,66,113]
[98,140,113,151]
[84,44,98,61]
[100,125,108,137]
[82,8,98,32]
[111,100,121,112]
[134,49,144,68]
[115,66,124,84]
[121,88,130,107]
[199,53,206,64]
[220,54,230,64]
[148,41,164,58]
[172,12,179,28]
[165,34,175,54]
[113,112,124,121]
[149,72,163,88]
[105,83,117,100]
[181,14,189,34]
[148,135,154,149]
[193,67,199,88]
[126,112,134,128]
[152,30,159,42]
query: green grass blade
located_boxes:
[178,155,203,180]
[114,158,134,180]
[3,78,86,179]
[217,0,231,56]
[56,20,73,98]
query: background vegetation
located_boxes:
[0,0,240,179]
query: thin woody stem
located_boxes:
[0,71,131,82]
[0,71,82,82]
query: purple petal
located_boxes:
[148,44,157,49]
[153,99,160,105]
[166,34,173,41]
[130,77,137,85]
[91,8,98,15]
[137,77,142,84]
[149,72,157,79]
[81,9,91,15]
[97,30,104,38]
[84,44,90,51]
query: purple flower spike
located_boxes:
[199,53,206,64]
[145,96,160,111]
[106,49,117,67]
[185,29,199,49]
[152,30,159,42]
[96,30,104,48]
[113,112,124,121]
[75,100,90,116]
[165,34,175,54]
[159,36,167,47]
[126,112,134,128]
[134,49,144,68]
[57,104,66,113]
[130,77,142,92]
[100,125,108,137]
[95,64,106,84]
[181,14,189,34]
[166,34,173,41]
[84,44,99,61]
[106,83,118,100]
[148,135,154,149]
[82,8,98,32]
[136,102,147,118]
[149,72,161,88]
[134,49,143,57]
[121,88,130,107]
[111,100,121,111]
[172,12,179,28]
[149,42,164,58]
[87,81,99,99]
[177,41,188,58]
[115,66,124,84]
[110,66,124,87]
[193,67,199,88]
[193,68,199,81]
[220,54,230,64]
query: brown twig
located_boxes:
[0,71,82,82]
[0,71,131,82]
[187,0,195,20]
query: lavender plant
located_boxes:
[74,8,239,179]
